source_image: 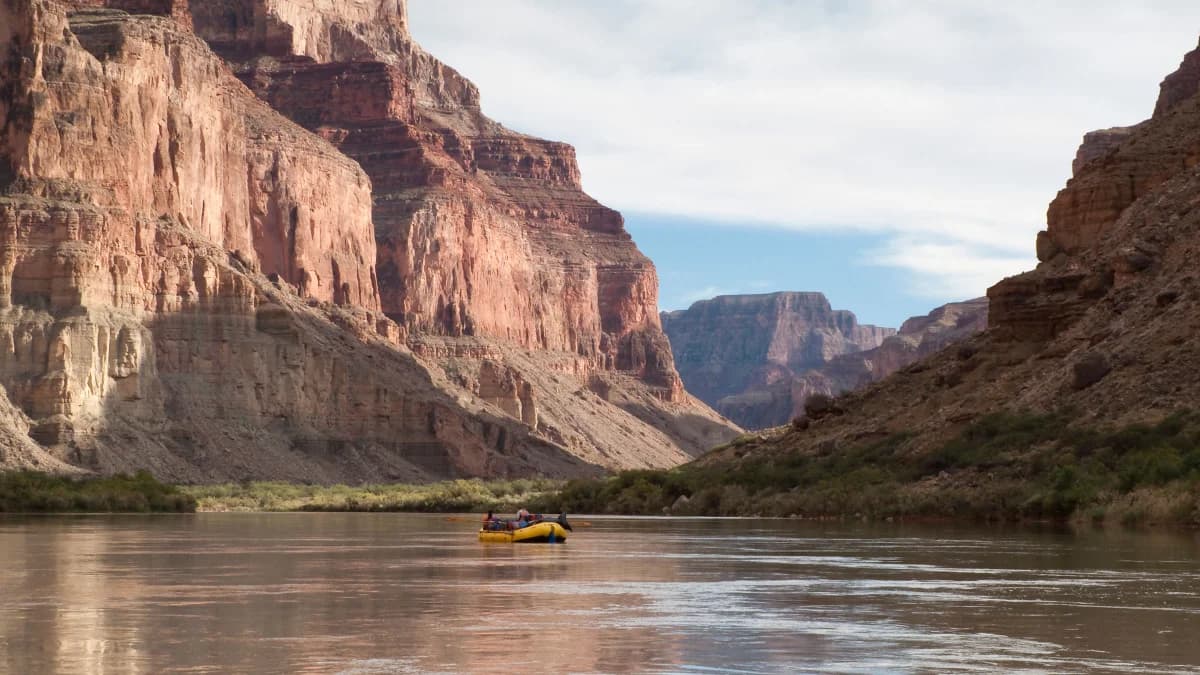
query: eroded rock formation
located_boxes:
[1155,37,1200,118]
[0,0,737,481]
[201,5,680,394]
[789,298,988,418]
[717,33,1200,471]
[661,293,895,429]
[1071,127,1136,177]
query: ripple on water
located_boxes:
[2,514,1199,674]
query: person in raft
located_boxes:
[482,510,497,531]
[514,508,531,529]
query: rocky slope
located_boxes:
[789,298,988,418]
[663,293,986,429]
[0,0,737,481]
[661,293,895,428]
[707,34,1200,475]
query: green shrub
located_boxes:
[185,477,566,513]
[0,471,196,513]
[525,409,1200,525]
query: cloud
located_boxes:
[679,285,734,305]
[407,1,1200,298]
[864,236,1031,299]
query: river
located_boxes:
[1,514,1198,674]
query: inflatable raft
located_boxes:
[479,514,572,544]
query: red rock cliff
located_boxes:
[991,38,1200,343]
[789,298,988,422]
[0,0,736,478]
[723,33,1200,475]
[187,0,682,394]
[661,293,895,428]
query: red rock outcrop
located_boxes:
[1155,38,1200,118]
[0,0,736,481]
[661,293,895,428]
[64,0,192,27]
[790,298,988,417]
[717,33,1200,472]
[1071,127,1136,177]
[991,39,1200,343]
[194,4,681,396]
[3,5,379,311]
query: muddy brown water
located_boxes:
[1,514,1198,674]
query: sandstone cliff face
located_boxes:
[661,293,895,429]
[1071,127,1136,177]
[0,0,737,481]
[187,1,681,395]
[721,34,1200,471]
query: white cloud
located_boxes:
[679,285,733,305]
[864,236,1031,299]
[407,1,1200,298]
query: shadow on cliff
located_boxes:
[84,274,605,484]
[611,401,744,459]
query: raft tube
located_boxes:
[478,521,569,544]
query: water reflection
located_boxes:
[1,515,1198,673]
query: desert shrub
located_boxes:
[186,477,565,513]
[0,471,196,513]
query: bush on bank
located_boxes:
[0,470,196,513]
[528,410,1200,526]
[183,478,563,513]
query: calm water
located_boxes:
[1,515,1199,674]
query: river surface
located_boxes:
[1,514,1199,674]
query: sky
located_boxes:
[407,1,1200,327]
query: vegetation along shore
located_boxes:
[534,410,1200,528]
[0,471,196,513]
[182,478,563,513]
[6,410,1198,527]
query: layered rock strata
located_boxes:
[1154,38,1200,118]
[661,293,895,429]
[789,298,988,418]
[187,1,681,395]
[991,36,1200,343]
[0,0,737,481]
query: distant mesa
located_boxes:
[661,292,987,429]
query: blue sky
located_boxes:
[626,214,918,326]
[408,1,1200,328]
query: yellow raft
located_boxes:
[478,520,570,544]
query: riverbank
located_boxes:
[528,411,1200,528]
[7,410,1198,526]
[182,478,563,513]
[0,471,196,513]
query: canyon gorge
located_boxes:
[663,293,987,429]
[0,0,738,482]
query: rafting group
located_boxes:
[478,508,573,543]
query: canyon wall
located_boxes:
[661,293,895,429]
[663,293,986,429]
[0,0,737,481]
[720,33,1200,472]
[186,0,681,394]
[788,298,987,421]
